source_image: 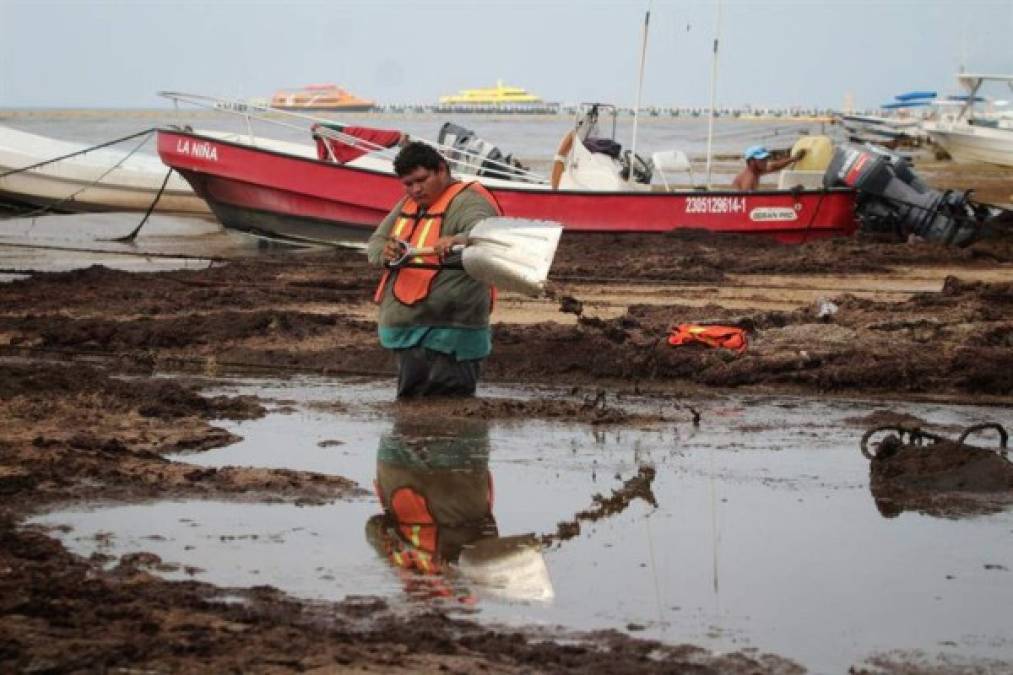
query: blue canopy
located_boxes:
[880,100,932,109]
[894,91,936,101]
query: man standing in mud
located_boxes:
[732,145,806,191]
[367,141,501,397]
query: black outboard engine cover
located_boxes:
[583,137,622,159]
[437,122,530,181]
[824,143,986,246]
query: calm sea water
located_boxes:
[0,108,840,169]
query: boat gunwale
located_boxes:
[156,127,855,199]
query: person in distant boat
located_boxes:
[367,141,502,398]
[731,145,806,191]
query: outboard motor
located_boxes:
[620,149,653,184]
[823,143,989,246]
[437,122,531,182]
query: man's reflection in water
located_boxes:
[366,415,497,602]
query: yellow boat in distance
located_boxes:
[439,80,543,105]
[270,84,375,112]
[435,80,557,113]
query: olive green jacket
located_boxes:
[366,186,498,329]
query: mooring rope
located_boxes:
[108,167,173,242]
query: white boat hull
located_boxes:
[923,121,1013,168]
[0,125,209,213]
[0,168,209,213]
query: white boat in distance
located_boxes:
[922,74,1013,168]
[837,91,934,147]
[839,113,926,146]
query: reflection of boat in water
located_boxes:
[156,93,860,246]
[366,416,553,603]
[0,125,209,214]
[922,74,1013,167]
[269,84,375,112]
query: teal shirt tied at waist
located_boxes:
[378,326,491,361]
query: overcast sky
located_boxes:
[1,0,1011,110]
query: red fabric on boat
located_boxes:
[313,124,402,163]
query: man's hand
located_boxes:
[382,237,403,262]
[791,148,807,162]
[383,234,467,263]
[433,234,467,257]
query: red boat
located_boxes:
[156,124,858,245]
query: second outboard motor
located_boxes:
[437,122,531,182]
[824,143,988,247]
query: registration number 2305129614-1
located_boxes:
[684,195,747,214]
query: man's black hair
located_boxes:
[393,141,449,177]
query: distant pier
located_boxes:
[357,103,842,120]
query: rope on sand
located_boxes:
[107,167,173,242]
[0,239,226,262]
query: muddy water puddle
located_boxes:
[32,377,1013,672]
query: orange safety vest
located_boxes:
[667,323,749,354]
[374,181,502,306]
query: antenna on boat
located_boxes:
[629,3,651,183]
[704,0,723,189]
[958,18,967,75]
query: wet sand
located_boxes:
[4,224,1010,402]
[2,185,1013,671]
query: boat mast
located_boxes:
[957,76,983,121]
[704,0,723,189]
[629,5,651,183]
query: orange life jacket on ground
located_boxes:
[374,181,502,306]
[667,323,749,354]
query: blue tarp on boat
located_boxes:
[893,91,937,101]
